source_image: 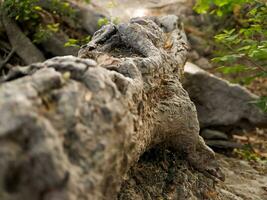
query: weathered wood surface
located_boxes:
[0,16,223,200]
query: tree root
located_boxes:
[0,16,223,200]
[2,14,45,65]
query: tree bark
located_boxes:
[0,16,223,200]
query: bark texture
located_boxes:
[0,16,223,200]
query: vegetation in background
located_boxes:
[64,35,91,47]
[234,144,266,163]
[1,0,90,44]
[194,0,267,112]
[97,0,120,28]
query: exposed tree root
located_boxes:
[0,16,223,200]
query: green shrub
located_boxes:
[194,0,267,112]
[2,0,40,22]
[1,0,90,43]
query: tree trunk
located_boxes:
[0,16,223,200]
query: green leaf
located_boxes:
[250,97,267,113]
[193,0,211,14]
[217,65,250,74]
[98,17,109,27]
[212,54,244,63]
[64,39,79,47]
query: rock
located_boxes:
[188,50,200,61]
[217,154,267,200]
[201,129,228,140]
[40,32,79,57]
[195,57,213,69]
[187,33,208,55]
[183,62,267,129]
[77,4,107,35]
[205,140,242,149]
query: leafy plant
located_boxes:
[33,23,59,43]
[1,0,91,43]
[2,0,40,22]
[64,36,91,47]
[97,16,120,27]
[194,0,267,112]
[250,96,267,112]
[234,144,263,162]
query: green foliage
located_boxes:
[44,0,75,19]
[194,0,267,112]
[98,17,109,27]
[1,0,91,43]
[64,36,91,47]
[250,96,267,112]
[2,0,40,22]
[194,0,250,16]
[33,23,59,43]
[234,145,262,162]
[97,17,120,27]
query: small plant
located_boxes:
[234,144,262,162]
[98,17,109,27]
[33,23,59,43]
[1,0,91,44]
[194,0,267,112]
[97,17,120,27]
[64,36,91,47]
[2,0,40,22]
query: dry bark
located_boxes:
[0,16,223,200]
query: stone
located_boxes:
[201,129,228,140]
[183,62,267,129]
[205,140,242,149]
[40,32,79,57]
[78,4,107,35]
[195,57,213,69]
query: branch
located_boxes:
[0,48,15,70]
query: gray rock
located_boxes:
[183,62,267,129]
[206,140,242,149]
[41,32,79,57]
[217,154,267,200]
[201,129,228,140]
[78,5,107,35]
[188,50,200,61]
[195,57,213,69]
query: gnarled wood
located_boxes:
[0,16,223,200]
[2,14,45,65]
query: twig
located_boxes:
[0,48,15,70]
[243,55,267,73]
[224,43,267,73]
